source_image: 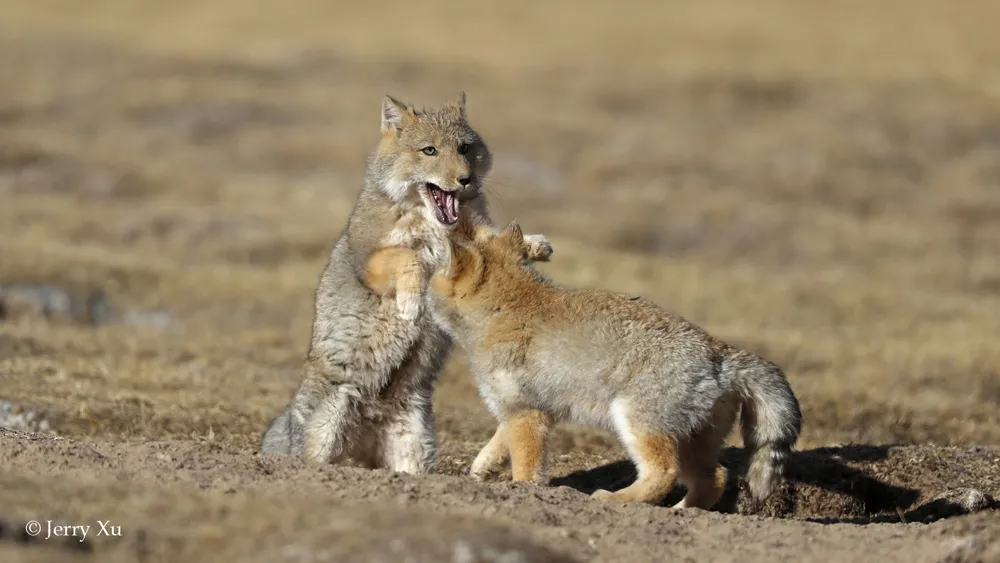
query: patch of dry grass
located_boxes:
[1,0,999,465]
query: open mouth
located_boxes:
[426,183,459,225]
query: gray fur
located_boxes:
[259,406,295,454]
[258,96,551,473]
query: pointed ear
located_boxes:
[447,91,467,119]
[381,95,415,133]
[501,220,524,246]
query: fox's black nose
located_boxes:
[457,175,471,186]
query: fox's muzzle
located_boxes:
[425,183,460,225]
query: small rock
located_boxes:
[957,489,996,513]
[0,282,174,330]
[0,401,59,434]
[123,309,177,331]
[908,488,1000,523]
[0,283,115,325]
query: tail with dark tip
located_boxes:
[724,350,802,504]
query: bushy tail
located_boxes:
[259,406,294,454]
[726,351,802,504]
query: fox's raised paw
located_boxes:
[523,234,553,262]
[396,291,423,321]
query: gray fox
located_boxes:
[259,94,552,474]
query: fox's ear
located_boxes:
[381,95,416,133]
[447,91,467,119]
[501,220,524,246]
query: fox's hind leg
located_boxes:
[506,410,552,484]
[380,392,437,474]
[672,443,729,510]
[674,398,739,510]
[259,406,293,454]
[673,399,738,510]
[673,435,729,510]
[593,399,679,505]
[299,381,360,464]
[470,422,510,481]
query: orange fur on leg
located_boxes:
[363,247,423,296]
[505,410,552,484]
[593,431,679,504]
[673,458,728,510]
[363,246,426,320]
[470,423,510,481]
[672,405,735,510]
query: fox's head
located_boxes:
[431,220,543,336]
[371,92,493,227]
[433,221,532,299]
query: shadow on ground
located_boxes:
[551,444,1000,523]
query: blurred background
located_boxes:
[1,0,999,456]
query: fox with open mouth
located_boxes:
[259,93,553,474]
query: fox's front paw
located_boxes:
[396,291,423,321]
[468,467,490,482]
[469,455,500,482]
[523,234,553,262]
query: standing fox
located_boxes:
[430,222,802,509]
[259,94,552,473]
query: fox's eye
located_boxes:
[421,146,438,156]
[457,143,470,155]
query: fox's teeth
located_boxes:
[444,193,455,220]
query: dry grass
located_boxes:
[1,0,999,472]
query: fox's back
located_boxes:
[484,286,718,393]
[472,286,724,431]
[526,288,715,358]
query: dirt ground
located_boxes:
[1,0,999,561]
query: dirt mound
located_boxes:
[1,428,997,562]
[546,444,1000,522]
[0,475,574,563]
